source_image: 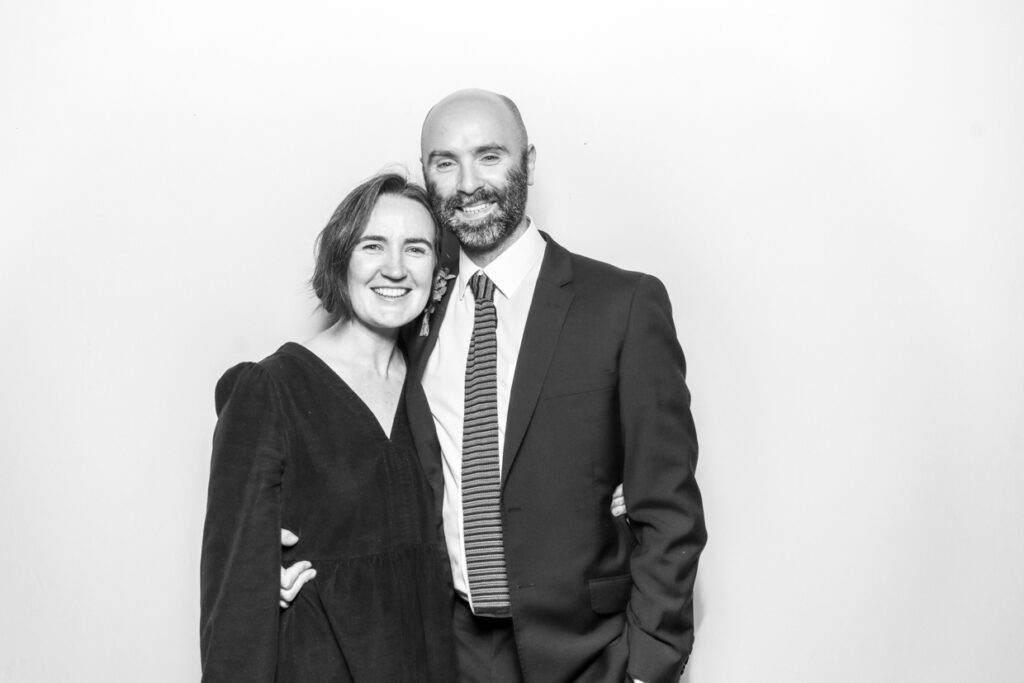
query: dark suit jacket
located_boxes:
[405,232,707,683]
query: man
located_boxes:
[285,89,706,682]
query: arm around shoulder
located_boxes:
[618,274,707,683]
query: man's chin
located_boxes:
[448,222,507,251]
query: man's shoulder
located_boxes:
[550,238,658,295]
[569,250,644,283]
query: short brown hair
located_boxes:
[311,172,437,322]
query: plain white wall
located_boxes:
[2,1,1022,680]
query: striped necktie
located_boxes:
[462,271,511,617]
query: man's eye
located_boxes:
[435,160,454,170]
[481,154,500,163]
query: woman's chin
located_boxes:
[354,310,425,335]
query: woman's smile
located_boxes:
[370,286,412,300]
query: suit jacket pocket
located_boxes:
[588,574,632,614]
[543,371,618,398]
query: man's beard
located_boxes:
[428,162,529,254]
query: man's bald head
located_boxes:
[420,89,529,158]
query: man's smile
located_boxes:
[457,201,497,220]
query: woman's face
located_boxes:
[346,194,436,333]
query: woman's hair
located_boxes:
[311,171,438,322]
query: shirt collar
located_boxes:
[456,218,546,301]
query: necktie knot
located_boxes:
[470,271,495,303]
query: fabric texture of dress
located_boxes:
[200,342,455,682]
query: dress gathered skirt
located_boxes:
[200,342,455,682]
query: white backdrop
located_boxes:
[2,1,1022,681]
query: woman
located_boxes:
[200,172,455,681]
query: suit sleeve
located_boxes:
[200,363,287,682]
[618,275,707,683]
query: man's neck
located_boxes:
[462,218,530,269]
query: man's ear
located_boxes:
[525,144,537,186]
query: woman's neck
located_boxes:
[307,318,402,378]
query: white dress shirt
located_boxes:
[422,220,547,607]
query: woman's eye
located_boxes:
[362,242,383,251]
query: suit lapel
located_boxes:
[405,244,460,505]
[502,234,574,485]
[406,232,575,494]
[408,235,460,380]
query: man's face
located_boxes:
[427,153,529,252]
[421,98,535,254]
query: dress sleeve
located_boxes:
[200,362,287,682]
[618,275,708,683]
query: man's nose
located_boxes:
[457,166,482,195]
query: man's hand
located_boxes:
[279,528,315,609]
[610,483,627,518]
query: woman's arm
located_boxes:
[200,363,287,682]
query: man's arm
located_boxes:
[618,274,707,683]
[278,529,315,608]
[278,486,627,607]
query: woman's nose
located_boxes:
[380,251,407,279]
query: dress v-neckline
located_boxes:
[284,342,405,441]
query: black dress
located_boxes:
[200,342,455,682]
